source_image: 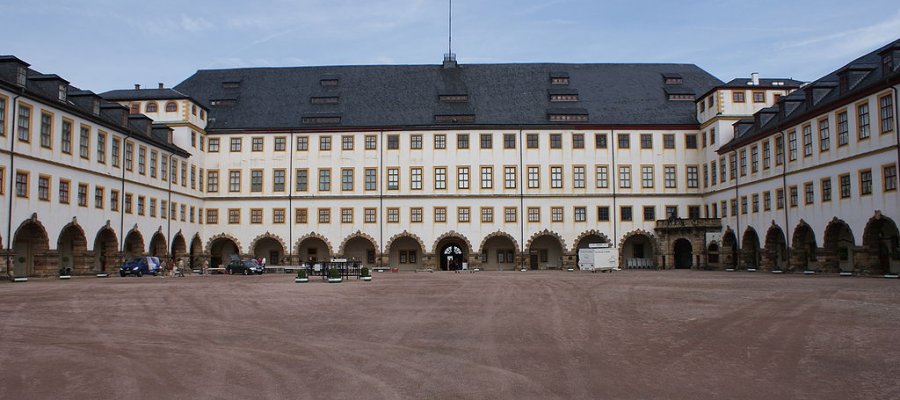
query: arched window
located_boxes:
[165,102,177,112]
[191,105,198,116]
[130,102,140,114]
[145,102,158,113]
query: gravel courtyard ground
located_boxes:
[1,270,899,400]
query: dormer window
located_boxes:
[16,67,26,86]
[146,102,158,113]
[550,94,578,102]
[434,114,475,123]
[92,100,100,116]
[663,73,683,85]
[439,94,468,103]
[883,54,893,76]
[302,116,341,124]
[58,84,67,102]
[668,94,695,101]
[222,81,241,89]
[210,99,237,106]
[320,79,339,87]
[310,96,340,104]
[550,72,569,85]
[165,101,178,112]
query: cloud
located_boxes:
[777,10,900,56]
[180,15,213,32]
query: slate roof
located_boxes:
[718,38,900,154]
[101,87,196,102]
[170,62,723,131]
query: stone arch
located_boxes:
[764,223,788,271]
[207,233,241,268]
[250,232,287,265]
[189,234,203,270]
[12,215,51,277]
[721,228,738,269]
[123,227,145,259]
[571,230,610,253]
[673,238,694,269]
[862,212,899,275]
[432,231,475,256]
[618,229,658,269]
[171,231,187,258]
[205,233,242,255]
[433,231,476,271]
[338,231,379,255]
[385,231,426,254]
[385,231,426,271]
[823,218,855,273]
[93,224,118,273]
[707,241,720,266]
[526,230,567,270]
[791,220,818,271]
[741,227,761,270]
[57,220,89,275]
[527,229,567,253]
[294,232,334,263]
[250,232,287,256]
[148,230,167,258]
[478,231,520,254]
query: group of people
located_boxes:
[159,258,185,277]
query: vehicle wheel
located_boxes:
[119,271,126,277]
[137,270,143,277]
[242,269,249,275]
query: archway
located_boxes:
[527,233,565,270]
[823,219,855,273]
[171,233,187,261]
[791,222,817,272]
[93,227,118,273]
[573,231,610,269]
[480,233,519,271]
[673,239,693,269]
[741,228,760,270]
[386,232,425,271]
[340,235,377,268]
[123,229,145,259]
[296,235,332,263]
[149,232,167,258]
[764,225,787,271]
[721,230,738,269]
[621,232,656,269]
[862,214,900,275]
[189,235,203,270]
[209,236,240,268]
[440,243,465,271]
[707,243,720,267]
[58,223,88,275]
[12,219,51,277]
[253,236,285,266]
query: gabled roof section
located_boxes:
[100,87,200,104]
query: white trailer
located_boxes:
[578,243,620,272]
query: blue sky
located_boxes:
[1,0,898,92]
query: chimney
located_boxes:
[158,82,164,89]
[751,72,759,86]
[134,84,141,90]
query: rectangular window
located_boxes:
[295,169,308,192]
[819,118,830,151]
[573,166,585,189]
[884,164,897,192]
[597,206,610,222]
[39,112,52,148]
[319,169,331,191]
[641,166,654,188]
[551,207,563,222]
[503,133,516,149]
[751,146,759,173]
[207,170,219,192]
[837,111,849,146]
[136,196,144,215]
[340,168,353,191]
[596,166,608,188]
[640,134,652,149]
[124,142,134,171]
[138,146,146,175]
[434,167,446,189]
[208,138,220,152]
[802,124,813,157]
[457,134,469,149]
[387,168,399,190]
[739,150,747,176]
[296,136,308,151]
[180,161,187,187]
[685,134,698,149]
[295,208,308,224]
[776,189,784,209]
[458,207,470,223]
[228,209,240,224]
[595,133,607,149]
[411,207,423,223]
[251,137,264,152]
[109,189,117,210]
[574,207,586,222]
[763,191,772,211]
[618,166,631,188]
[95,187,103,209]
[340,208,353,224]
[643,206,655,221]
[206,209,219,224]
[251,170,263,192]
[341,135,354,150]
[229,137,241,152]
[788,130,797,161]
[434,134,446,149]
[79,125,90,159]
[857,103,870,139]
[386,135,399,150]
[840,174,851,198]
[434,207,447,223]
[0,97,5,137]
[229,170,241,192]
[753,91,765,103]
[804,182,815,204]
[364,208,376,223]
[550,166,563,188]
[365,168,376,191]
[319,136,332,151]
[318,208,331,223]
[775,135,785,165]
[37,175,49,201]
[148,150,157,178]
[617,133,630,149]
[504,166,516,189]
[663,134,675,149]
[666,206,678,219]
[274,169,286,192]
[274,137,286,151]
[860,170,872,195]
[527,133,539,149]
[733,91,745,103]
[410,134,422,149]
[664,166,676,188]
[481,207,494,223]
[620,206,633,222]
[61,120,73,154]
[457,166,469,189]
[822,178,832,202]
[504,207,517,223]
[528,166,540,188]
[480,133,492,149]
[880,94,894,134]
[528,207,540,222]
[365,135,377,150]
[480,166,493,189]
[763,141,771,169]
[730,199,737,216]
[686,166,699,188]
[710,162,717,185]
[789,186,798,207]
[17,104,30,142]
[124,193,133,214]
[720,158,727,183]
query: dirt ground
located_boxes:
[1,270,899,400]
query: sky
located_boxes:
[1,0,898,92]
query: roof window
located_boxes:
[439,94,468,103]
[222,81,241,89]
[320,79,339,87]
[302,116,341,124]
[434,114,475,123]
[310,96,339,104]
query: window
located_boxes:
[776,189,785,209]
[318,208,331,223]
[750,146,758,173]
[410,134,422,149]
[573,166,585,189]
[365,168,377,191]
[458,207,470,222]
[340,168,353,191]
[880,95,895,134]
[319,136,332,151]
[95,187,104,209]
[817,118,830,151]
[109,189,117,211]
[685,134,698,149]
[596,166,608,188]
[208,137,220,152]
[341,135,354,150]
[39,112,52,148]
[822,178,832,202]
[550,166,563,188]
[0,97,5,137]
[411,207,423,223]
[435,167,446,189]
[480,133,492,149]
[720,158,727,182]
[206,209,218,224]
[60,120,73,154]
[273,137,286,151]
[666,206,678,219]
[775,135,785,165]
[527,134,539,148]
[229,137,242,152]
[136,195,144,215]
[36,175,49,201]
[884,164,897,192]
[528,207,540,222]
[457,166,469,189]
[207,170,219,192]
[763,191,772,211]
[763,141,771,169]
[620,206,632,222]
[804,182,815,204]
[752,91,765,103]
[688,206,701,220]
[618,166,631,188]
[802,125,813,157]
[730,199,737,216]
[686,166,699,188]
[319,169,331,191]
[17,104,31,142]
[228,209,240,224]
[504,207,517,223]
[551,207,563,222]
[574,207,586,222]
[640,134,652,149]
[251,137,263,152]
[434,134,446,149]
[296,136,308,151]
[137,146,146,175]
[181,161,187,187]
[365,135,377,150]
[295,208,308,224]
[159,200,166,219]
[641,166,654,188]
[837,111,849,146]
[250,170,263,192]
[788,130,798,161]
[387,168,399,190]
[364,208,376,223]
[481,207,494,223]
[664,166,676,188]
[341,208,353,223]
[617,133,630,149]
[504,166,516,189]
[528,166,540,188]
[733,91,745,103]
[857,103,870,139]
[124,193,133,214]
[710,128,716,144]
[457,134,469,149]
[643,206,655,221]
[124,142,134,171]
[597,206,610,221]
[79,125,90,159]
[595,133,607,149]
[229,170,241,192]
[480,166,493,189]
[550,134,562,149]
[860,170,872,195]
[274,169,286,192]
[710,162,717,184]
[295,169,308,192]
[739,150,747,176]
[789,186,798,207]
[663,134,675,149]
[434,207,447,222]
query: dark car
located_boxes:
[119,257,161,277]
[226,259,264,275]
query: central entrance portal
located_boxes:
[441,244,465,271]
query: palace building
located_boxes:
[1,39,898,277]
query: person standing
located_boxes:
[202,259,209,276]
[176,258,185,277]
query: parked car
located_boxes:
[226,259,264,275]
[120,257,162,277]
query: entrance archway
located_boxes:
[707,243,720,266]
[58,223,88,275]
[209,236,240,268]
[12,219,50,277]
[791,222,817,272]
[440,244,465,271]
[386,232,425,271]
[862,214,899,275]
[673,239,693,269]
[149,232,167,258]
[296,235,332,263]
[252,236,285,266]
[123,229,145,259]
[480,233,519,271]
[340,235,377,268]
[93,227,118,273]
[823,219,855,273]
[741,228,760,270]
[721,230,738,269]
[171,233,187,261]
[764,225,787,271]
[621,232,655,269]
[189,235,203,270]
[573,231,610,270]
[527,233,565,270]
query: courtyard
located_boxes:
[1,270,899,399]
